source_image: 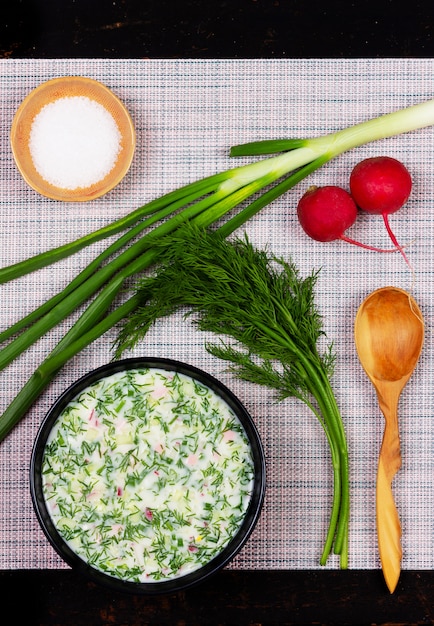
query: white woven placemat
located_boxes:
[0,58,433,572]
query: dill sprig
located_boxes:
[114,225,349,568]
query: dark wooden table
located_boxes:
[2,569,434,625]
[1,0,433,59]
[1,1,434,624]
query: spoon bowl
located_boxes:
[354,286,424,593]
[354,286,424,384]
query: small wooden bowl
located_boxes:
[10,76,136,202]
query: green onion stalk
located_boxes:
[1,97,434,563]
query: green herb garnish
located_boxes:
[43,367,255,583]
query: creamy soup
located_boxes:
[42,367,255,583]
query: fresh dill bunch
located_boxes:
[115,224,349,569]
[117,226,334,404]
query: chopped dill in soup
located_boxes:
[42,367,255,583]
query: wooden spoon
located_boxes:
[354,286,424,593]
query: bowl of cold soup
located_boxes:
[30,357,265,593]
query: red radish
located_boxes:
[349,156,412,214]
[297,185,400,252]
[349,156,412,266]
[297,186,356,242]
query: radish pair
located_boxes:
[297,156,412,264]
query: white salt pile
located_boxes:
[29,96,122,190]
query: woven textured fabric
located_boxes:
[0,58,433,571]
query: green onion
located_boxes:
[1,97,434,446]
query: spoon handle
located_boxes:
[376,388,402,594]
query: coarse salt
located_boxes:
[29,95,122,190]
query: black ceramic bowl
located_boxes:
[30,357,266,594]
